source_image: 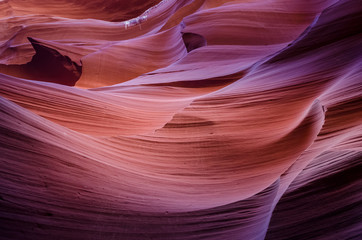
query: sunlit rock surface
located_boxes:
[0,0,361,239]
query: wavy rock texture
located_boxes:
[0,0,361,239]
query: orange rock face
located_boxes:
[0,0,361,239]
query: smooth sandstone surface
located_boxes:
[0,0,361,239]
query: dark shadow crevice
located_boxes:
[0,37,82,86]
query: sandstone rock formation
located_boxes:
[0,0,361,239]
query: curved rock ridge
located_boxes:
[2,0,163,22]
[0,0,361,239]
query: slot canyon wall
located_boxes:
[0,0,361,239]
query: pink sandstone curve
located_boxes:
[0,0,361,239]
